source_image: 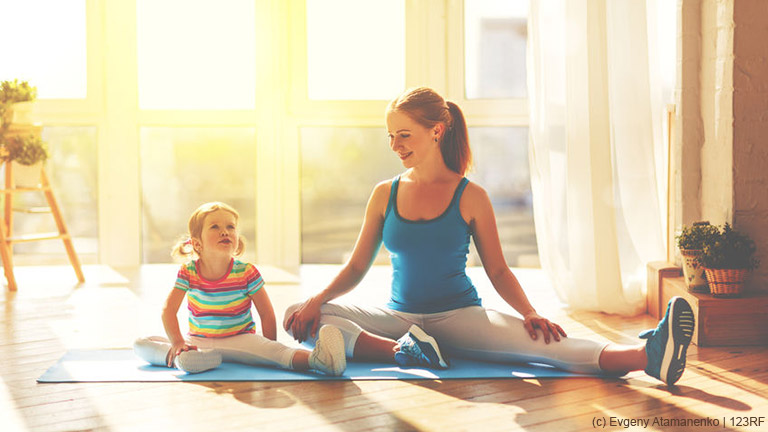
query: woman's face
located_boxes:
[386,110,441,169]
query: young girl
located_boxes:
[134,202,346,376]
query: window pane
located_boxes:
[306,0,405,100]
[468,127,538,267]
[0,0,87,99]
[9,127,98,263]
[301,127,401,263]
[465,0,528,99]
[137,0,256,110]
[140,127,256,263]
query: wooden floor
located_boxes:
[2,264,767,432]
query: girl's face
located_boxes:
[195,209,238,258]
[386,110,442,169]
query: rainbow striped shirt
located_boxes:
[174,259,265,338]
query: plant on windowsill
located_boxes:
[0,79,38,128]
[697,222,760,298]
[676,221,719,293]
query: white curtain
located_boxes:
[527,0,666,315]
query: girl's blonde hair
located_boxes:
[387,86,472,176]
[171,201,246,261]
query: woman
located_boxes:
[284,87,694,385]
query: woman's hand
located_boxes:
[523,311,567,343]
[166,342,198,367]
[284,296,323,343]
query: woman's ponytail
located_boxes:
[442,101,472,176]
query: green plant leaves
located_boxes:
[693,222,760,270]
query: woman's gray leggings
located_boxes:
[284,303,606,374]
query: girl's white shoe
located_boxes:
[308,325,347,376]
[174,349,222,374]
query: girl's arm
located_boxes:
[462,183,567,343]
[161,288,197,366]
[285,180,391,342]
[250,287,277,341]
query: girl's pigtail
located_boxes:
[171,237,197,261]
[234,235,247,257]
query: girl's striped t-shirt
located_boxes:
[174,258,264,338]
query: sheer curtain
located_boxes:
[527,0,665,315]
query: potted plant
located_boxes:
[698,223,760,297]
[0,80,46,186]
[0,134,49,187]
[0,79,38,127]
[676,221,719,292]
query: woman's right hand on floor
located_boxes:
[284,296,323,343]
[166,342,198,367]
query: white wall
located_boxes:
[732,0,768,292]
[677,0,768,292]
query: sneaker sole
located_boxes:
[408,324,449,369]
[316,326,346,376]
[660,297,695,385]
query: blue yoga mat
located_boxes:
[37,349,596,383]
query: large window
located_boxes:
[0,0,535,270]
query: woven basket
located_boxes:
[704,268,749,297]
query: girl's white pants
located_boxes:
[134,333,296,369]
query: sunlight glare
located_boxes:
[306,0,405,100]
[0,0,86,99]
[137,0,256,110]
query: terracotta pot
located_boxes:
[680,249,708,293]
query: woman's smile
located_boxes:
[398,151,413,160]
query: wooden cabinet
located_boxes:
[648,262,768,346]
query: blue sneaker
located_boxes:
[639,296,695,385]
[394,324,449,369]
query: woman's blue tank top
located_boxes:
[382,175,482,313]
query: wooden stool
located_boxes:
[0,161,84,291]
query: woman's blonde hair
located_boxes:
[387,86,472,176]
[171,201,246,261]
